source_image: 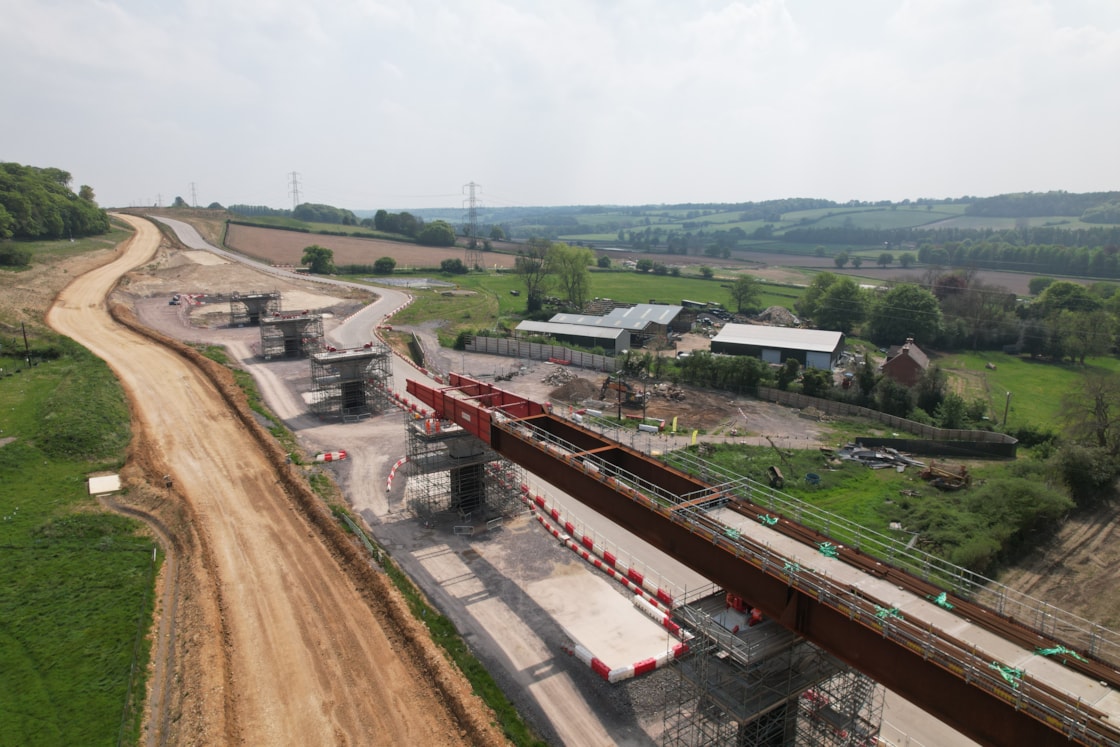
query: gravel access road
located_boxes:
[48,214,500,746]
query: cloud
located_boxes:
[1,0,1117,207]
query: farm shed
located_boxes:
[550,303,685,345]
[710,324,844,370]
[514,320,631,354]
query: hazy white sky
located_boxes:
[2,0,1118,211]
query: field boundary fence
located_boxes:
[464,336,616,372]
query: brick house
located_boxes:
[880,338,929,387]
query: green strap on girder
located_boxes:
[928,592,954,610]
[875,605,902,620]
[784,561,801,574]
[818,542,838,558]
[989,662,1024,689]
[758,514,778,526]
[1035,645,1087,663]
[724,527,740,540]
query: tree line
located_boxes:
[366,210,457,247]
[227,202,359,225]
[964,190,1120,218]
[916,240,1120,278]
[0,162,109,243]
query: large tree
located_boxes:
[866,283,942,346]
[515,238,553,312]
[417,220,456,247]
[1037,281,1102,314]
[1049,310,1114,364]
[815,277,867,334]
[547,242,594,310]
[728,275,761,314]
[293,202,358,225]
[301,244,335,274]
[1055,373,1120,505]
[938,278,1018,350]
[795,272,838,320]
[1061,372,1120,455]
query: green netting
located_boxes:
[875,605,903,620]
[1035,645,1087,663]
[989,662,1024,689]
[928,592,954,610]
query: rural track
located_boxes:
[97,495,179,747]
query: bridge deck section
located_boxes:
[406,374,1120,746]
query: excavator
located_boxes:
[600,374,645,405]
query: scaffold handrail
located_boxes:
[663,449,1120,670]
[495,418,1120,746]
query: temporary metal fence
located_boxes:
[464,336,617,371]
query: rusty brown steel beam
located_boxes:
[407,376,1116,746]
[491,423,1082,747]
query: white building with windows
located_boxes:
[710,324,844,370]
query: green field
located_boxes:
[913,215,1115,231]
[556,203,977,242]
[675,442,1067,574]
[796,207,961,231]
[935,351,1120,429]
[371,268,803,341]
[230,215,403,242]
[0,340,154,746]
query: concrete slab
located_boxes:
[87,473,120,494]
[523,573,675,669]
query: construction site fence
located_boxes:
[464,336,617,372]
[758,387,1018,447]
[665,449,1120,672]
[854,436,1017,459]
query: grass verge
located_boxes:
[0,337,155,746]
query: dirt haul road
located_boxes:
[47,214,504,746]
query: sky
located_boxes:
[2,0,1119,211]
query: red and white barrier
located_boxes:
[386,456,408,491]
[519,486,677,610]
[568,640,689,684]
[315,450,347,462]
[632,593,690,640]
[486,465,692,685]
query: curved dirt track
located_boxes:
[47,215,502,745]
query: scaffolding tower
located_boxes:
[664,590,883,747]
[403,416,523,523]
[260,311,324,359]
[308,343,393,420]
[229,290,281,326]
